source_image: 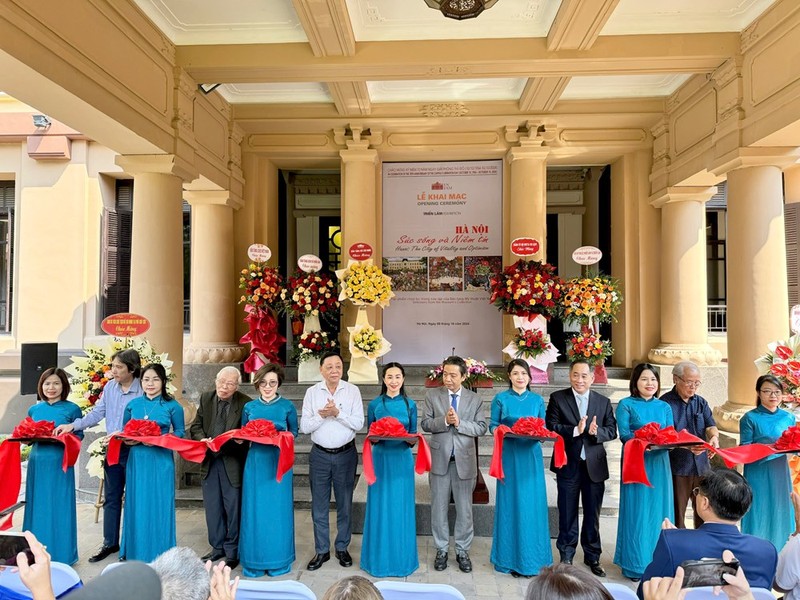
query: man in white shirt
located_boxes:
[300,351,364,571]
[775,491,800,599]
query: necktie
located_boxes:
[577,395,588,460]
[450,393,458,458]
[211,400,230,439]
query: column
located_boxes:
[648,187,721,366]
[506,144,550,262]
[581,166,603,251]
[712,149,799,431]
[116,155,196,402]
[184,191,245,364]
[340,136,379,336]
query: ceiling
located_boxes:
[132,0,777,110]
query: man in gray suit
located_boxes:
[188,366,249,569]
[421,355,487,573]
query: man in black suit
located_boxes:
[188,366,250,569]
[546,358,617,577]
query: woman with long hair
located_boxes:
[23,368,83,565]
[120,363,184,562]
[489,358,552,577]
[239,363,298,577]
[614,363,674,581]
[360,362,419,577]
[740,374,796,548]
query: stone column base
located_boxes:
[713,402,754,434]
[647,343,722,366]
[183,343,247,364]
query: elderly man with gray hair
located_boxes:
[661,361,720,528]
[189,366,250,568]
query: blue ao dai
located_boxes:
[360,394,419,577]
[23,400,83,565]
[239,396,298,577]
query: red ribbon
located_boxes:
[361,417,432,485]
[207,419,295,482]
[107,420,208,465]
[489,417,566,481]
[0,419,82,530]
[239,306,285,374]
[623,424,718,486]
[776,425,800,451]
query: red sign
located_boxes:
[572,246,603,265]
[298,254,323,273]
[101,313,150,337]
[510,237,540,257]
[247,244,271,263]
[348,243,373,261]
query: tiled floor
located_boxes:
[10,503,634,600]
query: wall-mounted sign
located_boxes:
[510,237,540,257]
[101,313,150,337]
[247,244,272,263]
[298,254,323,273]
[348,243,373,261]
[572,245,603,265]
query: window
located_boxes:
[0,181,14,332]
[102,180,133,318]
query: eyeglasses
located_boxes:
[760,389,782,398]
[258,380,279,388]
[677,376,702,389]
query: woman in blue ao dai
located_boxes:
[240,363,298,577]
[23,368,83,565]
[740,374,796,549]
[361,362,419,577]
[489,358,552,578]
[614,363,674,581]
[120,363,185,562]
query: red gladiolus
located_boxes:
[776,346,794,360]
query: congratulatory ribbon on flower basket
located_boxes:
[490,417,566,481]
[239,305,286,374]
[106,419,208,466]
[207,418,295,482]
[0,417,83,529]
[361,417,431,485]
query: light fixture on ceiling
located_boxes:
[32,114,51,128]
[198,83,222,95]
[424,0,498,20]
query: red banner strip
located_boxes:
[361,433,432,485]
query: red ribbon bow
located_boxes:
[361,417,432,485]
[623,424,710,486]
[239,306,285,374]
[107,420,208,466]
[489,417,567,481]
[207,419,295,482]
[775,425,800,451]
[0,418,82,530]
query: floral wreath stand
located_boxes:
[297,314,324,383]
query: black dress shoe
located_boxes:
[560,557,573,565]
[307,552,330,571]
[629,577,641,582]
[584,560,606,577]
[202,550,225,562]
[434,550,448,571]
[456,552,472,573]
[335,549,353,567]
[510,570,532,579]
[225,558,239,570]
[88,545,120,563]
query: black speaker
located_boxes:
[21,342,58,396]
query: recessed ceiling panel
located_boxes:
[367,78,526,103]
[133,0,307,45]
[561,74,692,100]
[218,83,332,104]
[346,0,561,41]
[602,0,778,35]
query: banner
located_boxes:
[382,160,503,364]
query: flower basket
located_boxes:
[561,273,623,326]
[489,259,563,318]
[427,358,502,389]
[239,263,284,313]
[347,309,391,384]
[755,334,800,406]
[238,260,286,373]
[336,260,395,308]
[529,365,550,385]
[281,269,340,325]
[502,315,559,377]
[295,315,338,383]
[566,326,613,367]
